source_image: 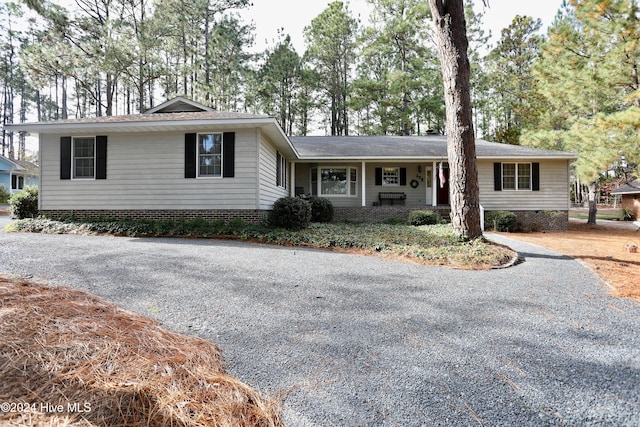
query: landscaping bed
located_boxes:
[6,217,516,270]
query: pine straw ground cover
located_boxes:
[0,277,283,427]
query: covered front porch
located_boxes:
[291,161,451,209]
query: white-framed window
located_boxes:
[310,167,318,196]
[310,167,358,197]
[11,175,24,190]
[276,151,287,188]
[72,137,96,179]
[350,168,357,195]
[382,167,400,186]
[198,133,222,177]
[502,163,531,190]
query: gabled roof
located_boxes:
[0,155,38,174]
[4,110,298,159]
[0,154,22,170]
[290,135,577,160]
[611,180,640,195]
[144,96,214,114]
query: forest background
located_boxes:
[1,0,638,205]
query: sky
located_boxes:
[240,0,564,54]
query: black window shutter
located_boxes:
[96,136,107,179]
[375,167,382,186]
[11,175,17,189]
[532,162,540,191]
[493,163,502,191]
[223,132,235,178]
[400,167,407,186]
[185,133,196,178]
[60,136,72,180]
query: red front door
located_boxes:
[436,162,449,205]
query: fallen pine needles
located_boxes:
[0,277,284,427]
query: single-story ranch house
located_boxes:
[0,154,39,194]
[6,97,576,230]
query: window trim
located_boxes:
[11,174,24,190]
[502,162,532,191]
[276,151,287,189]
[312,166,358,197]
[197,132,223,179]
[72,136,96,180]
[382,167,400,186]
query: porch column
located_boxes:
[432,161,437,206]
[361,161,366,206]
[290,162,296,197]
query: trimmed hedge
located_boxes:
[309,197,334,223]
[269,197,311,230]
[408,210,442,226]
[484,210,518,232]
[8,186,39,219]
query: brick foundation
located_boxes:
[333,207,568,231]
[40,207,569,231]
[333,206,452,223]
[507,210,569,231]
[41,209,268,224]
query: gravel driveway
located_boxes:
[1,218,639,426]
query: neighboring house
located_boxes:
[0,154,39,195]
[612,180,640,220]
[6,97,576,230]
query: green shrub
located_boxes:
[0,184,10,203]
[408,210,441,226]
[484,210,518,232]
[309,197,334,223]
[269,197,311,230]
[8,186,39,219]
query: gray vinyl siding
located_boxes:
[364,163,430,208]
[478,159,570,210]
[258,134,289,210]
[295,162,431,208]
[39,129,260,210]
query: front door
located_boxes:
[436,162,449,205]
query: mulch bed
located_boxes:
[0,277,284,426]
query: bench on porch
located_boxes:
[378,192,407,205]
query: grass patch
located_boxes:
[0,276,283,426]
[6,217,515,269]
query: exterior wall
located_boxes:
[294,162,434,208]
[621,194,640,220]
[490,210,569,231]
[39,129,262,211]
[334,206,450,223]
[0,173,9,192]
[478,159,571,211]
[258,133,290,209]
[333,207,567,230]
[364,163,433,208]
[294,162,364,207]
[41,209,268,224]
[0,158,12,192]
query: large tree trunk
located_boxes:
[429,0,482,240]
